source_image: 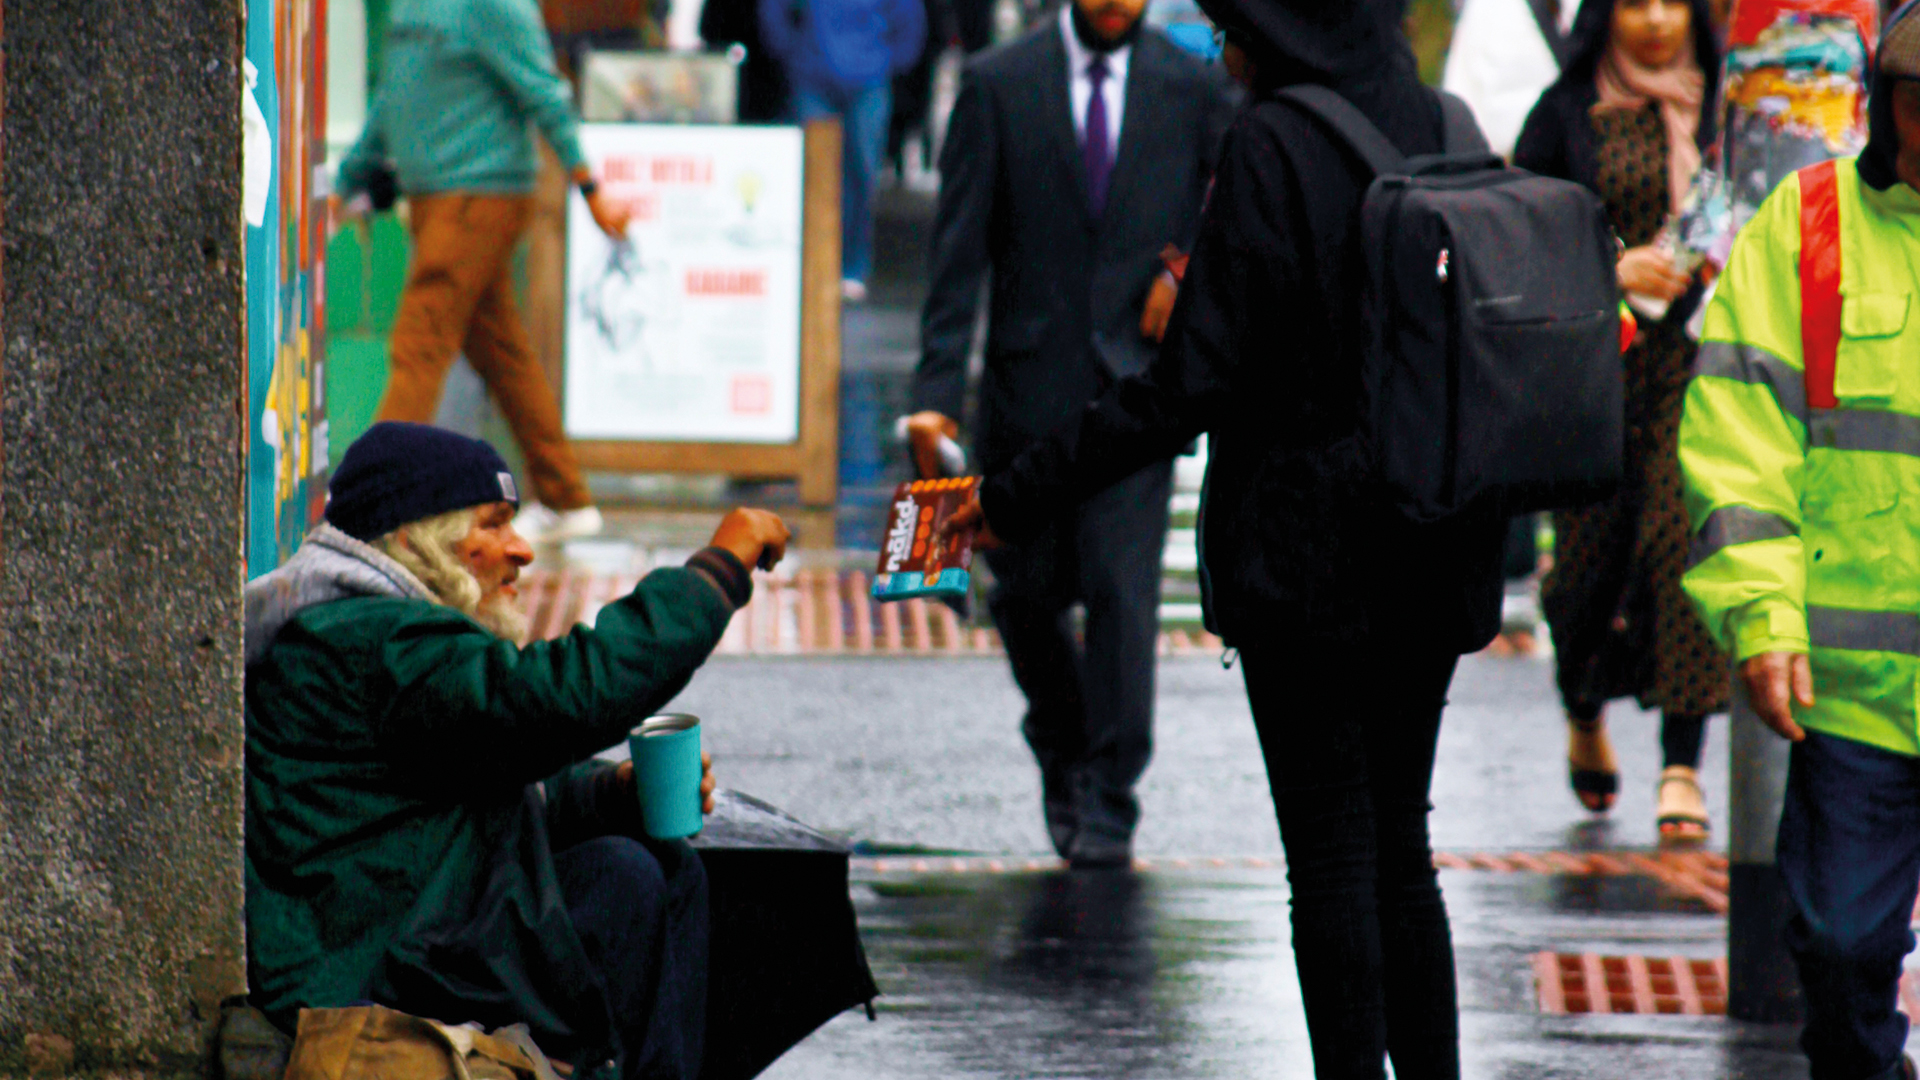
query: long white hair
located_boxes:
[375,508,529,642]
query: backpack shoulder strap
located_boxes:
[1798,158,1842,410]
[1276,84,1406,178]
[1435,89,1492,156]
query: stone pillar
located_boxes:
[0,0,247,1076]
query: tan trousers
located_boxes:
[375,193,591,511]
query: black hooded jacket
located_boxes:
[978,0,1508,650]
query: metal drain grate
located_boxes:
[1533,953,1728,1015]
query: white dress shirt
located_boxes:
[1061,5,1129,161]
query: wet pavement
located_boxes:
[567,182,1896,1076]
[770,869,1805,1080]
[614,650,1907,1078]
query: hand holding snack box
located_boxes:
[872,477,981,602]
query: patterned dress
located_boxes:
[1539,103,1731,718]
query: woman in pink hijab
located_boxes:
[1513,0,1728,844]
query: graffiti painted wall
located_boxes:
[246,0,330,578]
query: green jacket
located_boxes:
[1680,156,1920,757]
[337,0,588,199]
[243,525,734,1050]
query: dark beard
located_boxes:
[1070,2,1142,53]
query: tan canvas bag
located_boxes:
[282,1005,566,1080]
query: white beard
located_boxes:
[473,589,531,644]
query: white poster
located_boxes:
[565,124,805,443]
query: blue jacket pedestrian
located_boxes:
[756,0,926,93]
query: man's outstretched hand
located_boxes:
[709,508,791,571]
[1739,651,1813,742]
[939,493,1003,550]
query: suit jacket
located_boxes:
[912,21,1234,472]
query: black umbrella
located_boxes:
[692,791,879,1080]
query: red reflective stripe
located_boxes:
[1799,160,1842,411]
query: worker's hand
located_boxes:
[708,508,791,571]
[1618,245,1692,302]
[1140,271,1179,343]
[905,410,958,480]
[1739,651,1813,742]
[937,492,1003,550]
[585,188,633,241]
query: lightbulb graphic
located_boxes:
[737,170,762,216]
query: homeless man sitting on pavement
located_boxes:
[242,421,791,1080]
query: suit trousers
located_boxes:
[1239,633,1462,1080]
[377,193,592,511]
[1777,730,1920,1080]
[984,459,1172,851]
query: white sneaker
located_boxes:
[840,278,868,303]
[513,503,604,543]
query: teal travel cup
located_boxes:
[627,713,704,839]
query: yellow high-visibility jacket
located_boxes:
[1680,156,1920,757]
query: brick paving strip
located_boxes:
[518,568,1226,656]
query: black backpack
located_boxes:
[1278,85,1623,523]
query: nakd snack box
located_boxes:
[872,477,981,602]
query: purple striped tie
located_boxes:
[1083,55,1112,216]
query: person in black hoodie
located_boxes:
[944,0,1505,1074]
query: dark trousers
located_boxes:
[1240,635,1462,1080]
[553,837,709,1080]
[1777,730,1920,1080]
[985,460,1173,854]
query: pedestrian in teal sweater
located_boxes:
[335,0,630,545]
[244,422,790,1080]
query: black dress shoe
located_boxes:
[1066,835,1133,870]
[1041,767,1080,859]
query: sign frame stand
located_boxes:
[565,118,843,508]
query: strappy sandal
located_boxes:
[1567,713,1618,813]
[1657,765,1710,842]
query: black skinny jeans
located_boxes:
[1240,637,1462,1080]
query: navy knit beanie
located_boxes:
[325,422,520,541]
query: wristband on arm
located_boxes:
[685,547,754,609]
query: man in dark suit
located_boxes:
[906,0,1233,867]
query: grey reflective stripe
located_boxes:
[1688,506,1797,569]
[1694,340,1807,420]
[1806,409,1920,457]
[1808,605,1920,656]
